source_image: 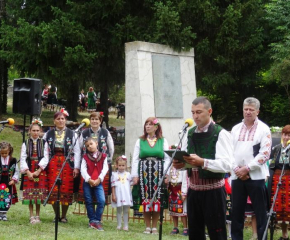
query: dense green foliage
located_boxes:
[0,0,289,127]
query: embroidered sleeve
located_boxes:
[39,142,49,170]
[99,157,108,182]
[20,143,29,173]
[131,139,140,177]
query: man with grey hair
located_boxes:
[231,97,271,240]
[174,96,233,240]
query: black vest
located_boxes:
[187,123,225,179]
[82,128,109,156]
[0,157,17,182]
[25,138,45,169]
[45,128,75,168]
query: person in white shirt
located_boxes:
[231,97,271,240]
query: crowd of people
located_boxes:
[0,96,288,240]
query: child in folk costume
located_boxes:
[81,137,108,231]
[0,142,19,221]
[111,155,133,231]
[168,165,188,236]
[20,119,49,224]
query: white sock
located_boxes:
[123,206,129,228]
[117,207,122,228]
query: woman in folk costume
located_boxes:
[86,87,96,112]
[268,125,290,240]
[0,142,19,221]
[20,119,49,224]
[168,165,188,236]
[42,109,81,223]
[78,112,114,203]
[131,117,170,234]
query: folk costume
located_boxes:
[80,151,108,225]
[231,118,271,240]
[268,143,290,223]
[42,128,80,205]
[87,91,96,111]
[184,121,233,240]
[168,166,188,217]
[111,171,133,208]
[78,127,114,203]
[131,137,170,213]
[20,138,49,204]
[111,170,132,230]
[0,156,19,216]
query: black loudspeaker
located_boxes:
[13,78,42,115]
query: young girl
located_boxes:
[20,119,49,224]
[81,137,108,231]
[168,165,188,236]
[0,142,19,221]
[111,155,132,231]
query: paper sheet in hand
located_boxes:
[164,150,190,163]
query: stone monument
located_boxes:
[125,41,196,163]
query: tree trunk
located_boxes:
[0,59,3,117]
[65,80,79,122]
[100,82,109,128]
[2,61,8,114]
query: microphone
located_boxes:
[282,140,290,155]
[74,118,90,132]
[0,118,15,125]
[179,118,194,133]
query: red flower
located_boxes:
[0,183,6,190]
[177,200,182,204]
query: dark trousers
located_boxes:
[187,187,227,240]
[231,179,267,240]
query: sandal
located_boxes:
[60,217,68,223]
[35,216,41,223]
[170,227,179,235]
[30,217,36,224]
[151,228,158,235]
[143,227,151,234]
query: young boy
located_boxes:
[81,137,108,230]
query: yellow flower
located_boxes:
[5,188,9,192]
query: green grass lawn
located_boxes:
[0,100,279,239]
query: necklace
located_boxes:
[118,172,127,184]
[147,135,157,147]
[55,129,65,139]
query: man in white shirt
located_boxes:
[174,96,233,240]
[231,97,271,240]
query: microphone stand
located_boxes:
[0,124,5,134]
[262,150,288,240]
[148,127,189,240]
[43,129,81,240]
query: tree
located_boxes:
[265,0,290,121]
[0,0,194,123]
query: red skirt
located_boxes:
[47,151,74,205]
[22,153,48,204]
[271,169,290,222]
[168,183,186,216]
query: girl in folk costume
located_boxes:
[131,117,170,234]
[0,142,19,221]
[79,112,114,203]
[168,165,188,236]
[111,155,133,231]
[42,109,81,223]
[20,119,49,224]
[81,137,108,231]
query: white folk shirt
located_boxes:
[181,124,234,191]
[231,118,271,180]
[1,156,19,183]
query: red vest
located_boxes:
[83,153,106,180]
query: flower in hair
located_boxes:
[99,112,104,116]
[152,118,159,125]
[32,118,43,127]
[60,108,69,117]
